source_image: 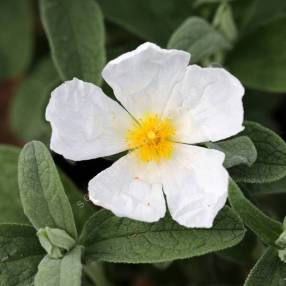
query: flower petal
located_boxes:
[165,65,244,144]
[88,152,166,222]
[102,42,190,119]
[161,144,228,228]
[46,78,134,161]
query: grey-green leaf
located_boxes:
[244,247,286,286]
[80,207,245,263]
[40,0,106,85]
[167,16,230,64]
[230,121,286,183]
[0,0,34,79]
[0,145,28,224]
[206,136,257,169]
[34,246,82,286]
[0,224,44,286]
[10,58,60,145]
[227,16,286,92]
[37,227,76,259]
[228,180,282,246]
[18,141,77,238]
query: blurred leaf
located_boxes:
[79,207,245,263]
[0,145,28,224]
[206,136,257,169]
[40,0,106,85]
[167,16,230,63]
[34,246,82,286]
[244,247,286,286]
[227,16,286,92]
[0,224,44,286]
[0,0,34,79]
[97,0,194,45]
[83,262,110,286]
[230,122,286,183]
[18,141,77,238]
[10,58,60,145]
[238,0,286,34]
[213,1,238,42]
[228,180,282,246]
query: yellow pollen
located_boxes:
[127,114,176,163]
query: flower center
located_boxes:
[127,114,176,163]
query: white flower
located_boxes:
[46,42,244,228]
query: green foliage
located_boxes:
[37,227,76,259]
[0,224,44,286]
[34,246,82,286]
[0,0,34,79]
[206,136,257,169]
[244,247,286,286]
[0,145,28,224]
[227,16,286,92]
[10,58,60,145]
[230,122,286,183]
[40,0,106,85]
[18,141,77,238]
[80,208,245,263]
[228,180,282,246]
[167,16,230,63]
[97,0,194,45]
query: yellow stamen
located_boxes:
[127,114,176,163]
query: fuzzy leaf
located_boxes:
[10,58,60,145]
[40,0,106,85]
[206,136,257,169]
[34,246,82,286]
[244,247,286,286]
[230,121,286,183]
[18,141,77,238]
[228,180,282,246]
[79,207,245,263]
[227,16,286,92]
[0,224,44,286]
[0,145,28,224]
[167,16,230,63]
[37,227,76,259]
[0,0,34,79]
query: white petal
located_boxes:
[161,144,228,228]
[165,65,244,144]
[46,78,134,161]
[102,42,190,119]
[88,152,166,222]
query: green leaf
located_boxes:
[244,247,286,286]
[227,16,286,92]
[241,177,286,196]
[79,207,245,263]
[0,0,34,79]
[237,0,286,34]
[34,246,82,286]
[0,224,44,286]
[228,180,282,246]
[18,141,77,239]
[0,145,28,224]
[167,16,230,63]
[37,227,76,259]
[97,0,194,45]
[10,58,60,145]
[206,136,257,169]
[230,121,286,183]
[40,0,106,85]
